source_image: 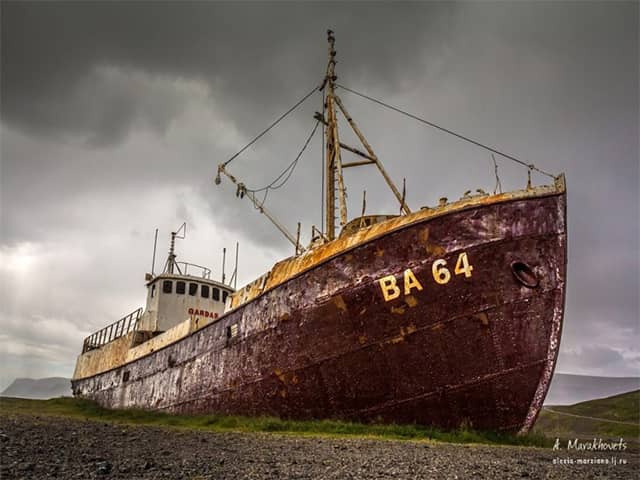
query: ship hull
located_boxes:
[72,192,566,433]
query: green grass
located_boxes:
[534,390,640,441]
[0,396,549,448]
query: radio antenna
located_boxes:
[164,222,186,274]
[222,247,227,284]
[151,228,159,276]
[229,242,239,289]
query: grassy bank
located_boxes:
[0,396,549,448]
[534,390,640,441]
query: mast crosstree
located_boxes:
[215,29,555,250]
[323,30,411,240]
[216,30,414,248]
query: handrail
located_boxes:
[82,307,143,353]
[175,262,211,279]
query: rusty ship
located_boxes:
[72,31,567,434]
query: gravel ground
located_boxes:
[1,413,637,479]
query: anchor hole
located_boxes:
[511,261,539,288]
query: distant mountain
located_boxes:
[1,377,72,399]
[545,373,640,406]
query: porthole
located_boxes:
[510,261,539,288]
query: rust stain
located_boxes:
[474,312,490,326]
[280,312,290,321]
[390,306,405,315]
[417,225,445,256]
[375,247,384,257]
[405,295,418,308]
[334,295,347,312]
[387,335,405,344]
[385,324,419,345]
[274,369,286,383]
[426,242,445,257]
[358,335,367,345]
[404,324,417,335]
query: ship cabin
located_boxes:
[137,265,232,335]
[73,227,235,381]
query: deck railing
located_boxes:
[175,262,212,279]
[82,307,143,353]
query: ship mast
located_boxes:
[324,30,345,240]
[164,223,186,274]
[216,30,412,247]
[323,30,411,240]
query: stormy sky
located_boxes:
[0,1,638,390]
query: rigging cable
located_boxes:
[321,88,326,236]
[244,120,321,209]
[336,84,556,179]
[222,84,320,168]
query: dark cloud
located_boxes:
[557,345,640,377]
[1,1,453,142]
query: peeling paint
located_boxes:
[333,295,347,312]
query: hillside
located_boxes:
[535,390,640,441]
[1,377,71,399]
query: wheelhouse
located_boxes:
[139,269,233,333]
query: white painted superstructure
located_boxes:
[138,273,231,332]
[72,225,236,380]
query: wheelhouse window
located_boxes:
[212,288,220,301]
[176,281,186,295]
[201,285,210,298]
[222,290,228,303]
[189,282,198,296]
[151,284,156,298]
[162,280,173,294]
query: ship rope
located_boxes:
[321,88,326,236]
[336,84,556,179]
[221,84,320,168]
[245,120,321,209]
